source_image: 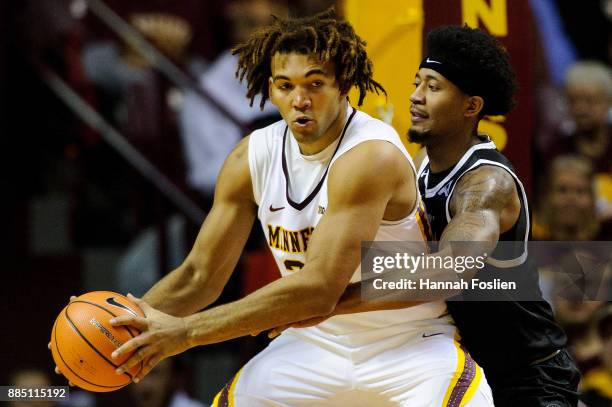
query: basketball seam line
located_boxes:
[65,306,134,381]
[53,315,126,389]
[71,299,144,375]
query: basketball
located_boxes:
[49,291,145,392]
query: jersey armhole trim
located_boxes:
[444,159,530,268]
[247,134,261,206]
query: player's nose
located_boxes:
[292,90,311,110]
[409,87,425,105]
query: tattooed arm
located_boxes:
[439,164,520,257]
[360,165,521,298]
[363,164,521,296]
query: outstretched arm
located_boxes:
[142,136,257,316]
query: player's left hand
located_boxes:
[109,294,191,383]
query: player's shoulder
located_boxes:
[461,163,515,185]
[452,164,517,210]
[470,138,515,170]
[249,118,286,142]
[465,145,520,187]
[248,118,286,162]
[341,109,409,160]
[350,109,399,137]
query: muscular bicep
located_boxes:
[300,141,409,295]
[441,165,519,252]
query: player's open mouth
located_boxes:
[294,116,315,128]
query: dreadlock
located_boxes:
[232,7,385,109]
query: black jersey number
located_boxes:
[284,259,305,272]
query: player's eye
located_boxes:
[278,82,292,90]
[311,80,323,88]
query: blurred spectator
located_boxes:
[83,0,223,64]
[561,61,611,173]
[534,155,611,375]
[9,366,95,407]
[82,11,193,142]
[539,61,611,172]
[9,367,56,407]
[539,61,612,220]
[580,305,612,407]
[123,13,193,67]
[127,358,203,407]
[78,1,210,246]
[534,155,612,241]
[553,298,606,375]
[178,0,285,199]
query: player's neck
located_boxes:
[426,130,480,173]
[298,103,348,156]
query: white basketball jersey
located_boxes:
[248,104,450,337]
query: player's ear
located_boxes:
[464,96,484,118]
[268,77,277,106]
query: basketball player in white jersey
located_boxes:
[96,9,493,406]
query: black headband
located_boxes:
[419,56,480,98]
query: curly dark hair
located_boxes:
[232,7,385,109]
[426,25,517,116]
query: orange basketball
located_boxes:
[50,291,145,392]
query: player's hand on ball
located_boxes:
[110,294,191,383]
[49,295,77,386]
[48,342,75,387]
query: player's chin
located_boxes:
[407,127,429,144]
[291,127,318,142]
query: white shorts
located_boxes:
[212,321,494,407]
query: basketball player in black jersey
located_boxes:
[273,25,581,407]
[406,26,580,407]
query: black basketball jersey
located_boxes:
[417,136,567,384]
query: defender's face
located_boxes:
[408,68,469,144]
[269,52,346,153]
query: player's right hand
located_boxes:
[49,295,78,387]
